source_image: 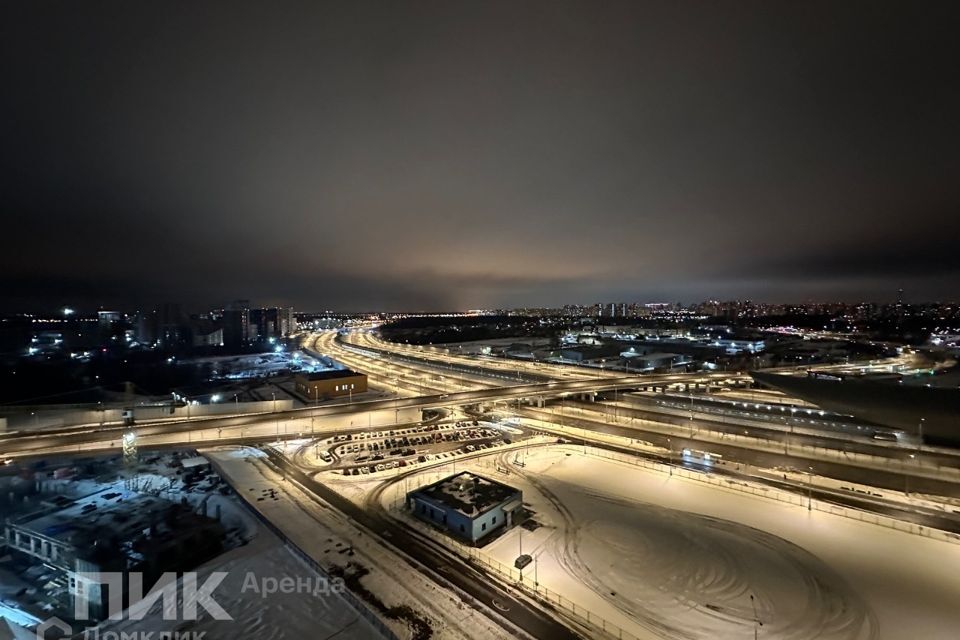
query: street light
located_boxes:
[667,437,673,475]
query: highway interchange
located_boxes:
[3,329,960,639]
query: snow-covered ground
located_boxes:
[96,523,382,640]
[388,446,960,640]
[181,350,333,380]
[202,446,524,640]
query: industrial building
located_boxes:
[1,492,224,621]
[294,369,368,400]
[407,472,522,543]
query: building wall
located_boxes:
[192,328,223,347]
[294,373,368,399]
[469,504,511,541]
[408,492,518,543]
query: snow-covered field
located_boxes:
[391,446,960,640]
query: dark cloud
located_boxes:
[2,1,959,312]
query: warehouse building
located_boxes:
[294,369,368,400]
[407,472,522,543]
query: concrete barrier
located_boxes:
[0,400,296,431]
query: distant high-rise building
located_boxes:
[156,303,186,348]
[250,306,296,340]
[280,307,296,336]
[190,317,223,347]
[97,310,121,330]
[223,299,250,347]
[134,310,157,344]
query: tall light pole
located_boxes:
[518,524,523,583]
[534,553,539,590]
[667,437,673,476]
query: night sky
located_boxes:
[3,1,959,312]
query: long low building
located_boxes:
[407,472,522,543]
[751,370,960,447]
[294,369,368,400]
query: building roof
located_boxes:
[413,471,520,517]
[298,369,365,381]
[15,490,222,570]
[181,456,210,469]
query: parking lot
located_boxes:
[304,420,527,476]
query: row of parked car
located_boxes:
[341,439,508,476]
[334,421,495,457]
[333,420,480,445]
